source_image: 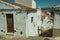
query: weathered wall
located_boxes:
[0,2,26,36]
[26,11,37,36]
[26,9,41,36]
[14,12,26,36]
[54,11,60,29]
[32,0,36,8]
[0,2,14,34]
[0,11,27,36]
[15,0,36,8]
[0,12,6,34]
[0,2,40,36]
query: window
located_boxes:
[8,18,12,23]
[31,17,33,23]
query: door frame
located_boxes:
[6,14,14,33]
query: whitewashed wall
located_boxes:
[16,0,36,8]
[26,9,41,36]
[0,11,27,36]
[0,2,14,34]
[14,12,26,36]
[26,11,37,36]
[0,12,6,34]
[0,2,41,36]
[54,11,60,29]
[32,0,36,8]
[16,0,32,8]
[37,9,41,28]
[0,2,27,36]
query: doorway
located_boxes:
[6,14,14,33]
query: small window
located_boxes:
[8,18,12,23]
[31,17,33,23]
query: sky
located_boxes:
[35,0,60,8]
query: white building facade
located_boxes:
[0,1,41,36]
[53,6,60,29]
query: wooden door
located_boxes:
[6,14,14,33]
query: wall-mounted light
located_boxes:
[1,12,4,15]
[1,12,5,17]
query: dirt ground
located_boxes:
[53,29,60,37]
[0,29,60,40]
